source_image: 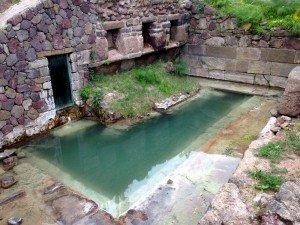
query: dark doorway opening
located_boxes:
[170,20,179,42]
[142,22,152,48]
[106,29,120,51]
[48,54,73,109]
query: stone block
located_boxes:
[248,61,271,75]
[168,14,181,21]
[270,62,296,77]
[208,70,225,80]
[0,110,11,121]
[198,18,207,29]
[94,38,109,62]
[236,47,260,60]
[206,46,236,59]
[29,58,48,69]
[225,59,236,71]
[103,21,125,31]
[235,60,249,73]
[117,35,143,55]
[205,37,225,47]
[201,57,226,71]
[188,45,206,56]
[267,48,296,63]
[170,25,188,43]
[148,31,167,49]
[223,72,254,84]
[196,67,209,77]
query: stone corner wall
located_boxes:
[0,0,192,147]
[183,4,300,89]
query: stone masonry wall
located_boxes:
[0,0,191,147]
[183,5,300,88]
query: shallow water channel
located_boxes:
[22,89,252,216]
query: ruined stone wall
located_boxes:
[183,5,300,88]
[0,0,191,147]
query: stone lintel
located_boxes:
[168,14,181,21]
[141,16,157,24]
[102,21,125,31]
[37,48,75,58]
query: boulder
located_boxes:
[277,66,300,117]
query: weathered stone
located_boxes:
[0,110,11,120]
[267,48,296,63]
[20,20,32,29]
[26,48,37,61]
[205,37,225,47]
[22,99,32,110]
[1,99,14,111]
[27,108,39,120]
[204,5,216,15]
[5,88,16,99]
[74,27,85,37]
[16,30,29,42]
[11,105,24,118]
[103,21,125,30]
[206,46,236,59]
[6,54,18,66]
[236,47,261,60]
[248,61,271,75]
[0,31,8,44]
[278,66,300,117]
[270,62,295,77]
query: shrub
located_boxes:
[249,169,285,191]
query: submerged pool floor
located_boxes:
[23,89,251,216]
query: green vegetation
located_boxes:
[250,130,300,191]
[286,131,300,154]
[249,169,285,191]
[80,61,199,118]
[257,141,285,162]
[197,0,300,36]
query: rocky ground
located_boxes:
[199,116,300,225]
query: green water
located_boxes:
[23,89,251,216]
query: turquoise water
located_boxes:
[23,89,251,215]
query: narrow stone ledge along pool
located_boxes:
[22,89,255,217]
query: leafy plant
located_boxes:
[80,88,93,101]
[92,90,103,108]
[249,169,285,191]
[257,141,285,163]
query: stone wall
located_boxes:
[183,5,300,88]
[0,0,191,147]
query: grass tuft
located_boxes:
[257,141,285,163]
[249,169,285,191]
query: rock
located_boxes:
[270,109,279,117]
[2,157,17,171]
[154,94,188,111]
[0,190,26,206]
[270,126,281,134]
[263,181,300,223]
[205,37,225,47]
[0,176,17,189]
[198,183,250,225]
[0,149,16,160]
[278,66,300,117]
[7,217,22,225]
[43,182,65,195]
[16,151,26,159]
[101,92,125,109]
[164,61,176,73]
[261,214,284,225]
[281,115,291,121]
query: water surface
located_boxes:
[23,89,251,216]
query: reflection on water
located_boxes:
[23,89,250,216]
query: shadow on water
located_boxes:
[23,89,250,209]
